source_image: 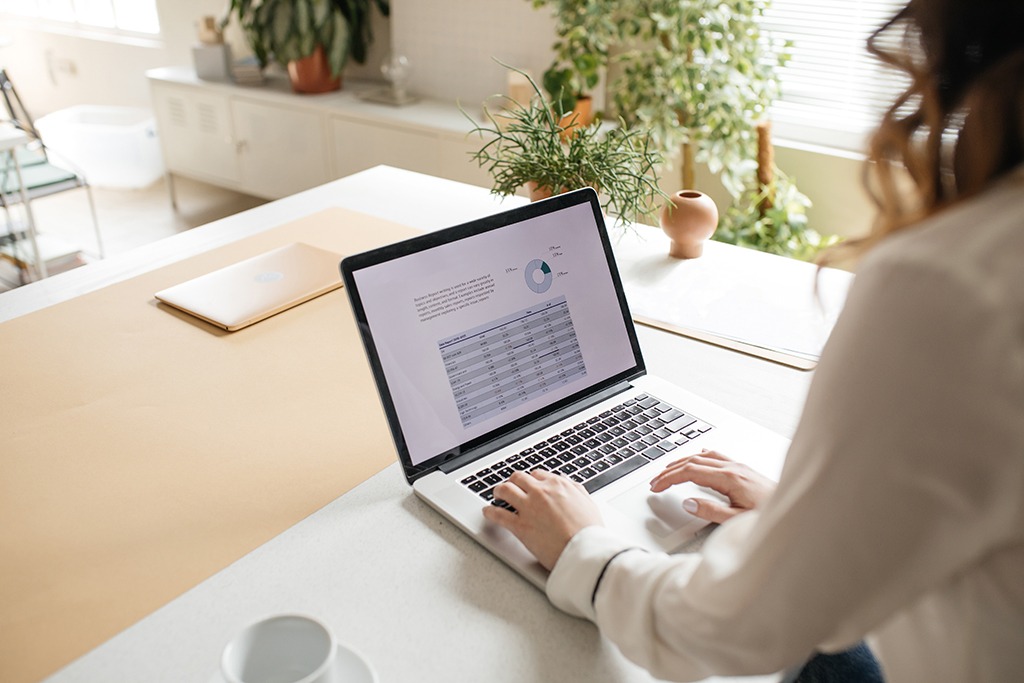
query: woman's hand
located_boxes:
[482,469,603,571]
[649,449,776,524]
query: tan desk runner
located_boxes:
[0,208,416,683]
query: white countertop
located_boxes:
[19,166,828,683]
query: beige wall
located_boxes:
[0,0,872,239]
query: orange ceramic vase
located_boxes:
[659,190,719,259]
[287,45,341,94]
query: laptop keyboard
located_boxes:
[459,393,713,508]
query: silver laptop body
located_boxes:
[342,189,788,587]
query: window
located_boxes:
[0,0,160,35]
[763,0,908,153]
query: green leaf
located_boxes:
[328,13,349,77]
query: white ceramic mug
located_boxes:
[221,614,338,683]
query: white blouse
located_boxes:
[546,167,1024,682]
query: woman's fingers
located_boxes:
[651,462,735,493]
[682,497,739,525]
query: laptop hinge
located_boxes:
[438,380,635,475]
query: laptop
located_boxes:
[341,188,789,587]
[155,242,343,331]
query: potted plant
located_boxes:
[713,122,837,260]
[464,64,666,228]
[223,0,390,94]
[532,1,613,137]
[530,0,788,193]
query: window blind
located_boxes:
[762,0,908,153]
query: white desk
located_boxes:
[12,167,839,683]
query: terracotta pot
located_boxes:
[287,45,341,94]
[526,181,555,201]
[558,96,593,141]
[659,190,719,259]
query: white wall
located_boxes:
[391,0,556,108]
[0,0,873,239]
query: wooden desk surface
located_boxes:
[3,168,817,683]
[0,207,418,682]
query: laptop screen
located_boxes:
[343,189,643,480]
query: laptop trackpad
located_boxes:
[610,482,721,539]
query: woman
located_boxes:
[482,1,1024,680]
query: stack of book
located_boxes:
[231,57,264,86]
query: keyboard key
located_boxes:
[520,447,535,455]
[593,460,611,472]
[655,402,675,413]
[507,453,522,463]
[468,481,487,492]
[639,397,659,409]
[565,435,584,445]
[611,437,629,449]
[696,421,713,433]
[641,434,661,446]
[607,453,623,465]
[642,446,669,460]
[663,408,684,422]
[578,428,596,439]
[558,463,578,475]
[654,428,673,439]
[586,416,601,424]
[483,474,502,485]
[608,426,626,437]
[583,455,647,493]
[498,467,513,478]
[543,457,561,469]
[481,488,495,501]
[557,452,575,464]
[552,441,571,452]
[548,434,562,442]
[571,474,585,483]
[579,467,597,479]
[657,440,678,453]
[636,424,654,435]
[648,418,667,429]
[539,447,556,457]
[584,439,601,449]
[599,443,617,455]
[535,440,549,448]
[477,467,492,476]
[512,461,530,470]
[525,454,543,465]
[625,430,643,442]
[620,419,638,430]
[570,445,588,456]
[461,476,476,485]
[491,498,516,513]
[599,410,613,418]
[664,414,697,432]
[572,457,590,468]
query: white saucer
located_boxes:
[209,642,377,683]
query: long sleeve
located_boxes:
[546,174,1024,682]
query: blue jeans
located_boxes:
[783,642,885,683]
